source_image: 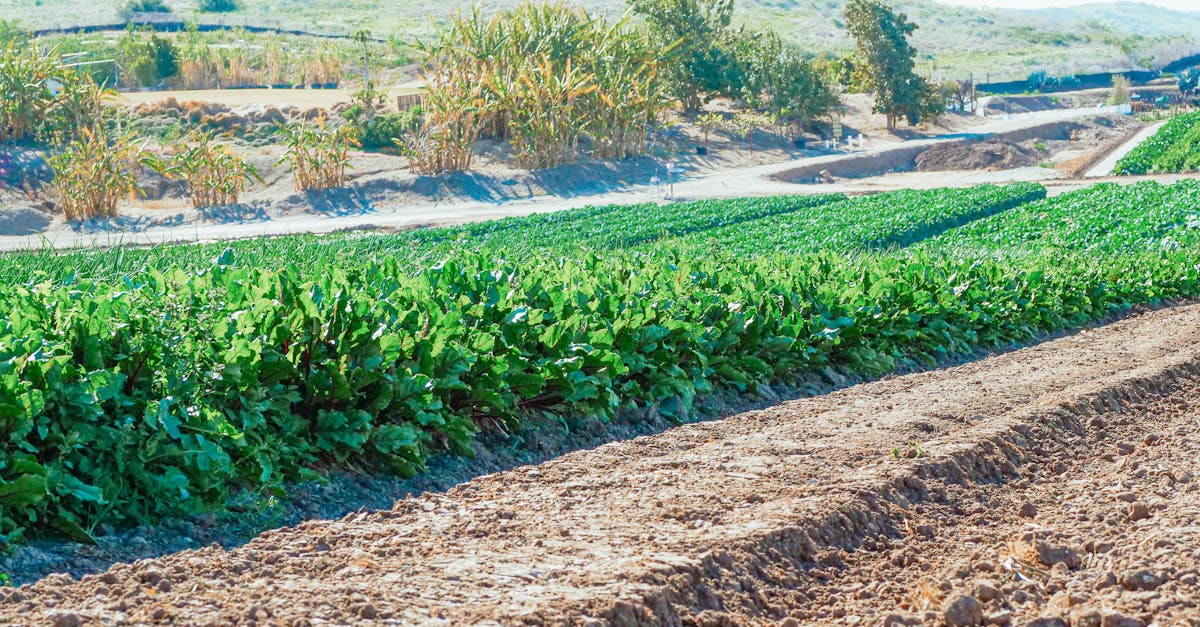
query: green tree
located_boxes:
[115,29,178,87]
[1178,68,1199,96]
[843,0,935,129]
[734,32,836,124]
[629,0,742,111]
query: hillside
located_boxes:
[8,0,1200,79]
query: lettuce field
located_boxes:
[2,180,1200,546]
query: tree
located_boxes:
[843,0,934,129]
[1178,67,1199,96]
[117,28,178,87]
[734,32,836,124]
[629,0,742,111]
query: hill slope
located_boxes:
[11,0,1200,79]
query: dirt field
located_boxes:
[2,303,1198,625]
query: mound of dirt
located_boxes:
[0,204,52,235]
[984,95,1065,115]
[915,139,1042,172]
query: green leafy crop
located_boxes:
[2,180,1199,544]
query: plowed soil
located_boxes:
[3,303,1200,626]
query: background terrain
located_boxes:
[6,0,1200,79]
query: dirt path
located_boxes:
[3,303,1199,625]
[1084,121,1166,178]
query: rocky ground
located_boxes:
[1,302,1198,626]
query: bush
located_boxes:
[344,107,421,151]
[198,0,241,12]
[119,0,171,20]
[0,19,28,45]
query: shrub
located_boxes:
[1108,75,1132,106]
[198,0,241,13]
[344,106,421,151]
[119,0,171,20]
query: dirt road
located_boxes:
[3,303,1198,625]
[1084,121,1166,178]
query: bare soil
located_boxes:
[915,139,1044,172]
[3,303,1199,626]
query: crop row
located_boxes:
[2,181,1198,544]
[1114,112,1200,175]
[655,183,1047,255]
[917,179,1200,255]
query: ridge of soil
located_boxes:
[2,304,1199,625]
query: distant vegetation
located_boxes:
[11,0,1200,80]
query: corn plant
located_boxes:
[412,2,668,172]
[580,18,668,160]
[0,44,60,142]
[159,131,262,208]
[279,120,357,191]
[49,128,149,221]
[43,74,115,144]
[491,55,597,169]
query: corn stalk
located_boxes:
[159,131,262,209]
[279,120,358,191]
[49,128,148,221]
[411,2,668,172]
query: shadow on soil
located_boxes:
[2,300,1183,587]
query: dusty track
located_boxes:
[3,304,1200,626]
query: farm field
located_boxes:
[5,0,1200,622]
[2,287,1199,624]
[2,175,1200,617]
